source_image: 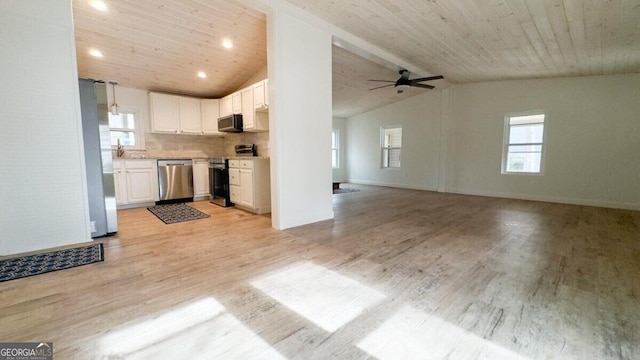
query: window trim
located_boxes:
[109,107,144,150]
[332,129,339,169]
[501,110,546,175]
[380,125,402,169]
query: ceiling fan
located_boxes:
[369,70,443,94]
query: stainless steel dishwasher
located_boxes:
[157,159,194,201]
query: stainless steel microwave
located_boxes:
[218,114,243,132]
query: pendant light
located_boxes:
[108,80,119,115]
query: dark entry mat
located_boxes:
[147,203,210,224]
[0,243,104,282]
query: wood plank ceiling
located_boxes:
[73,0,640,117]
[287,0,640,84]
[332,46,434,118]
[73,0,267,98]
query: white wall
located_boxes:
[106,85,149,148]
[346,74,640,210]
[347,91,443,190]
[268,6,334,229]
[332,117,348,182]
[0,0,91,255]
[447,74,640,209]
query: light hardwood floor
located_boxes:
[1,185,639,359]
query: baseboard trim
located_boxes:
[347,180,639,211]
[348,179,437,192]
[446,188,640,211]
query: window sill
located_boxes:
[501,171,544,176]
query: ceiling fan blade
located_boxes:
[367,79,395,83]
[369,84,395,91]
[409,75,444,84]
[411,83,435,89]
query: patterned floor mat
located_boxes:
[147,203,210,224]
[0,243,104,282]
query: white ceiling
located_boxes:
[73,0,640,118]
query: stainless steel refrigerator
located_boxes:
[79,79,118,237]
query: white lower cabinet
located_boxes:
[228,158,270,214]
[228,166,241,204]
[193,159,210,199]
[239,169,254,207]
[229,185,241,204]
[113,161,127,206]
[113,160,159,207]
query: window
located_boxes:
[108,109,141,148]
[332,129,339,168]
[502,112,545,174]
[381,126,402,168]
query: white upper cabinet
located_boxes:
[240,79,269,132]
[150,92,216,135]
[253,79,269,110]
[219,91,241,117]
[241,87,255,130]
[232,91,242,114]
[201,99,221,135]
[178,96,202,134]
[264,79,269,107]
[150,92,179,133]
[219,94,233,117]
[149,78,268,135]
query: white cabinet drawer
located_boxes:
[124,160,155,169]
[228,160,240,168]
[228,168,240,186]
[239,160,254,169]
[229,185,241,203]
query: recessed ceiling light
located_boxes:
[90,0,108,11]
[222,39,233,49]
[89,49,104,58]
[197,71,207,79]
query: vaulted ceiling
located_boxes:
[288,0,640,83]
[73,0,267,99]
[73,0,640,118]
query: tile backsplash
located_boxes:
[223,131,270,157]
[113,131,269,159]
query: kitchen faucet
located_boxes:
[116,138,125,158]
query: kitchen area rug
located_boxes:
[0,243,104,282]
[147,203,210,224]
